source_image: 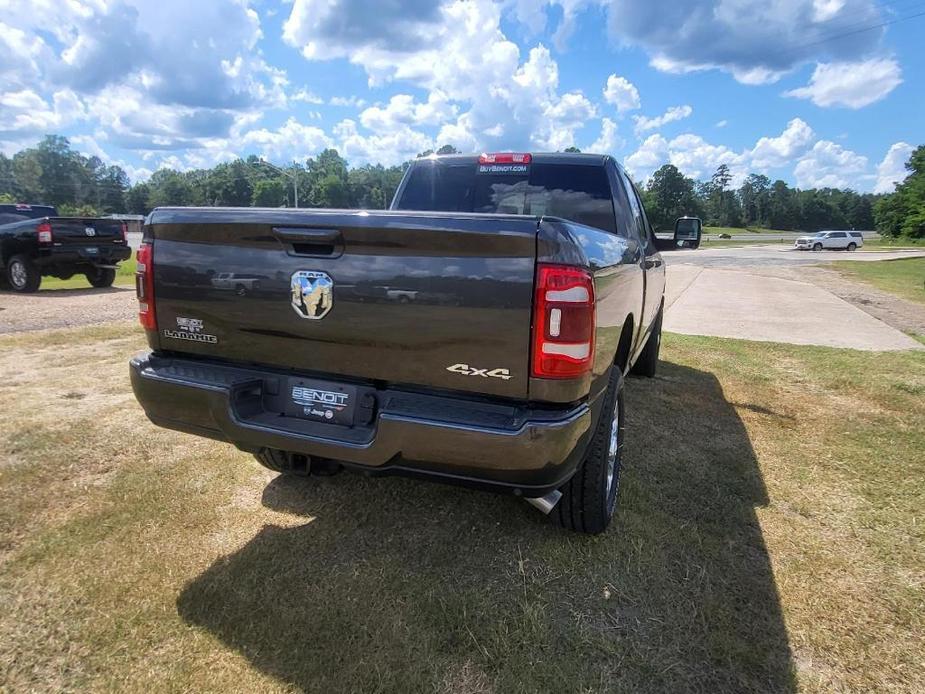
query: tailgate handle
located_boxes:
[272,227,343,257]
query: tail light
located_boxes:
[120,222,128,243]
[532,264,595,379]
[36,222,53,245]
[136,242,156,330]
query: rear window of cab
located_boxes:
[395,161,617,234]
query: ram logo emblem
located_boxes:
[291,270,334,319]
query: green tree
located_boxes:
[766,180,798,230]
[874,145,925,238]
[418,144,460,157]
[645,164,701,230]
[738,174,771,227]
[205,160,253,206]
[11,151,44,202]
[703,165,743,227]
[312,173,350,207]
[252,179,287,207]
[148,169,194,207]
[126,183,151,215]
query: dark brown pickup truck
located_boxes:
[131,152,682,533]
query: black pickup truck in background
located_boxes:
[130,152,684,534]
[0,204,132,292]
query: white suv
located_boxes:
[795,230,864,251]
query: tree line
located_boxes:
[1,135,920,237]
[641,146,923,238]
[639,163,879,233]
[872,146,924,238]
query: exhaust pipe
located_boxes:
[526,489,562,515]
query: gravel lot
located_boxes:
[1,246,922,341]
[0,286,136,334]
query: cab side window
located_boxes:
[617,167,656,255]
[631,183,659,257]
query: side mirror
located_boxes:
[673,217,702,249]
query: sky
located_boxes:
[0,0,922,193]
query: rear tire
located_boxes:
[554,368,625,534]
[6,255,41,292]
[254,448,310,476]
[86,267,116,288]
[631,307,662,378]
[847,242,857,251]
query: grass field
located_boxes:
[39,251,136,291]
[1,325,923,692]
[860,237,924,251]
[830,256,925,305]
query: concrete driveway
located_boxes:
[663,247,924,351]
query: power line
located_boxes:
[796,6,925,53]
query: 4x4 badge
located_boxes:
[446,363,512,380]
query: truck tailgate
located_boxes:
[50,217,125,244]
[148,208,538,399]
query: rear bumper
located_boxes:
[130,352,600,497]
[35,244,131,269]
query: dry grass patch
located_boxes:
[0,324,922,692]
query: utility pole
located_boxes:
[254,158,299,207]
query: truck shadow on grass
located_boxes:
[177,361,795,693]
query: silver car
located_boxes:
[795,230,864,251]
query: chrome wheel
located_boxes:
[606,397,620,495]
[9,260,27,288]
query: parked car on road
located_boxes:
[209,272,263,295]
[0,204,131,292]
[130,152,687,534]
[795,230,864,251]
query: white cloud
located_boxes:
[633,105,692,134]
[291,88,324,104]
[749,118,815,169]
[239,117,333,162]
[785,58,902,108]
[665,133,747,184]
[588,118,622,154]
[329,95,367,107]
[793,140,868,188]
[0,0,287,152]
[602,74,640,113]
[0,88,87,139]
[602,0,884,85]
[624,134,669,179]
[285,1,596,153]
[716,120,728,128]
[873,142,913,194]
[626,118,820,186]
[334,118,432,166]
[359,92,457,133]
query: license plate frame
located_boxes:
[285,377,357,426]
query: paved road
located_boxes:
[663,247,924,351]
[663,244,925,268]
[5,242,923,351]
